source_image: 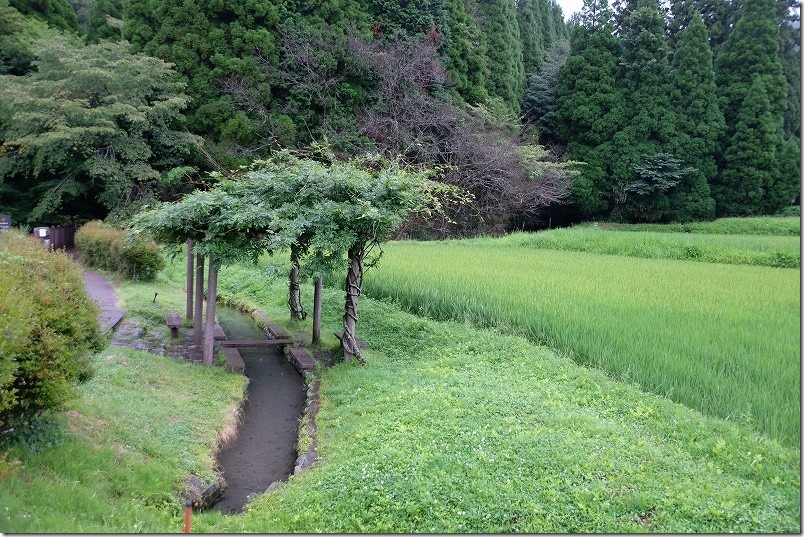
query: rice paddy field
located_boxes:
[363,217,801,447]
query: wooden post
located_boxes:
[203,256,218,366]
[194,253,204,345]
[186,239,194,320]
[312,276,322,344]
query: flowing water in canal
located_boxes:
[213,306,306,514]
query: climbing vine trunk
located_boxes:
[312,276,323,344]
[194,253,204,345]
[288,245,307,321]
[186,239,194,320]
[342,245,365,364]
[203,256,218,366]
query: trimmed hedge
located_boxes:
[75,221,164,280]
[0,231,104,436]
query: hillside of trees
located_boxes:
[0,0,799,235]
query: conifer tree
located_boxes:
[538,0,558,50]
[477,0,524,112]
[522,39,569,141]
[86,0,123,43]
[8,0,79,33]
[124,0,281,162]
[714,0,786,136]
[554,0,624,217]
[367,0,447,38]
[714,77,781,216]
[443,0,488,103]
[609,0,677,217]
[517,0,545,76]
[669,10,721,220]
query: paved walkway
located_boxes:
[82,268,126,335]
[66,248,126,335]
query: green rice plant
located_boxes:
[487,227,800,267]
[596,216,800,235]
[362,241,801,446]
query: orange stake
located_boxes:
[184,500,192,533]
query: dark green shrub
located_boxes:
[75,221,164,280]
[776,205,800,217]
[0,231,105,436]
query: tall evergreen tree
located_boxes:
[367,0,448,38]
[517,0,545,76]
[551,1,568,38]
[668,10,721,220]
[715,77,782,215]
[610,0,677,218]
[86,0,124,43]
[554,0,624,217]
[477,0,524,112]
[8,0,79,32]
[522,38,569,142]
[778,3,801,139]
[443,0,488,103]
[667,0,737,52]
[538,0,558,50]
[714,0,787,136]
[124,0,281,163]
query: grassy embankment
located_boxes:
[363,217,800,447]
[0,217,800,532]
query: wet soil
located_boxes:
[212,307,306,514]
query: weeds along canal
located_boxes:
[213,306,306,514]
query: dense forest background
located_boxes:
[0,0,799,236]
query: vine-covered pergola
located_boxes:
[134,150,452,365]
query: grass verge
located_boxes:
[488,227,800,267]
[0,346,245,532]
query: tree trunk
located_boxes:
[342,245,365,364]
[194,253,205,345]
[312,276,322,344]
[288,245,307,321]
[186,239,194,320]
[203,256,218,366]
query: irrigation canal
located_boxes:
[213,306,306,514]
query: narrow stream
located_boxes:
[213,306,306,514]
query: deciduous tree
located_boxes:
[0,37,201,225]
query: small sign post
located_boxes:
[0,214,10,232]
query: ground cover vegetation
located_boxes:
[0,240,799,532]
[361,222,801,446]
[1,0,797,233]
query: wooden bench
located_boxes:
[288,347,316,372]
[166,312,182,339]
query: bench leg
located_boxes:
[170,326,179,339]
